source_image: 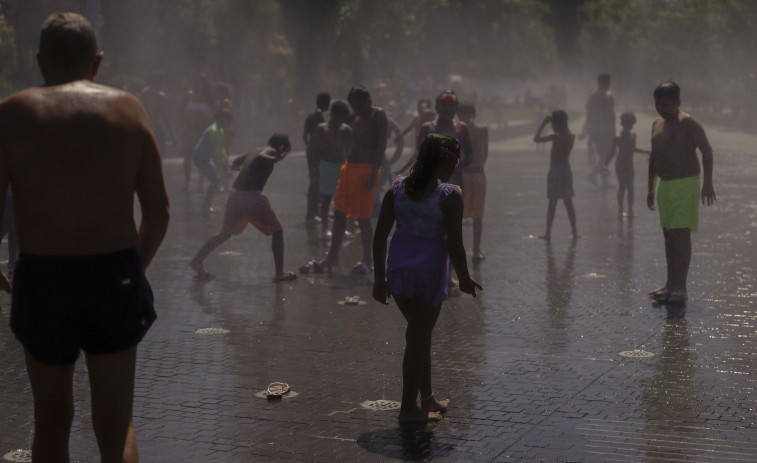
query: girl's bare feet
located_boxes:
[398,409,442,423]
[648,285,667,296]
[422,395,450,413]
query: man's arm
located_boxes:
[603,137,619,168]
[688,118,716,205]
[0,138,11,292]
[135,114,170,270]
[647,122,658,211]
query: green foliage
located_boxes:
[1,0,757,112]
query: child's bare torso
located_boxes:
[651,112,704,180]
[316,122,352,164]
[550,132,575,167]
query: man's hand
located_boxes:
[647,192,656,211]
[701,183,716,206]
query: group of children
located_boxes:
[186,80,715,423]
[532,79,715,304]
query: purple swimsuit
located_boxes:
[386,176,460,307]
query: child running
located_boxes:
[602,112,650,219]
[189,133,297,283]
[533,111,578,241]
[373,133,482,423]
[647,81,715,303]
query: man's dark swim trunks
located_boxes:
[10,248,156,365]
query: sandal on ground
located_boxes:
[472,253,486,264]
[272,272,298,283]
[266,382,290,400]
[299,260,330,274]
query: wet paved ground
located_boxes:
[2,113,757,462]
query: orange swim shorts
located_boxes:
[463,172,486,219]
[333,162,380,219]
[221,190,282,236]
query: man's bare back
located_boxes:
[0,80,169,260]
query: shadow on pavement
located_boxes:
[356,424,458,460]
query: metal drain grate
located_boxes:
[3,449,32,462]
[618,349,655,358]
[194,327,230,335]
[361,399,401,411]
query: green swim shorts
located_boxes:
[657,175,700,232]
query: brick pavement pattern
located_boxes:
[2,114,757,462]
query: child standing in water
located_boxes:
[533,111,578,241]
[647,81,715,303]
[373,133,482,423]
[602,112,650,219]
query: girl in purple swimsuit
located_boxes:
[373,133,483,423]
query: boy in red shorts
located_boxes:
[190,133,297,282]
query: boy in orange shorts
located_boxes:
[458,102,489,263]
[190,133,297,282]
[301,87,388,275]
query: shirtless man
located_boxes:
[583,73,616,171]
[301,86,387,274]
[0,13,169,463]
[647,81,715,303]
[190,133,297,283]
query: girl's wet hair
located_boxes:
[403,133,460,200]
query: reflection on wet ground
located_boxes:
[2,115,757,461]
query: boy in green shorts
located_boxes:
[647,81,716,303]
